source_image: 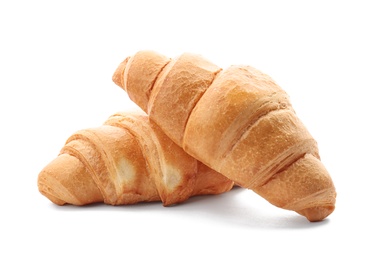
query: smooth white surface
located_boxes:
[1,1,380,259]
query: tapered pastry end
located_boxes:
[112,57,130,90]
[297,205,335,222]
[38,154,103,206]
[255,154,336,222]
[112,51,171,113]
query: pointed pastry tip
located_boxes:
[112,57,130,90]
[38,154,103,206]
[297,205,335,222]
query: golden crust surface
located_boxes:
[113,51,337,221]
[38,112,233,206]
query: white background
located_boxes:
[1,0,380,259]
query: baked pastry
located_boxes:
[112,51,336,221]
[38,112,234,206]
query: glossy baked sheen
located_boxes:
[113,51,336,221]
[38,112,234,206]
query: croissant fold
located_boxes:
[38,112,234,206]
[112,50,337,221]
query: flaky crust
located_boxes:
[38,112,233,206]
[113,51,337,221]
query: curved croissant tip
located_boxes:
[112,57,130,90]
[38,174,67,206]
[38,154,103,206]
[298,205,335,222]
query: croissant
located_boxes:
[112,51,336,221]
[38,112,234,206]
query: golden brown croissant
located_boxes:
[112,51,336,221]
[38,112,234,206]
